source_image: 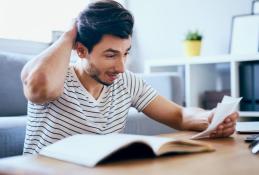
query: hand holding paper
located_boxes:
[191,96,242,139]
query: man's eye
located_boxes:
[106,55,115,58]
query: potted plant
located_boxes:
[184,30,202,57]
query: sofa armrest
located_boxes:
[124,108,177,135]
[0,116,27,158]
[123,73,182,135]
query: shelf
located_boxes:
[145,53,259,70]
[239,111,259,117]
[145,53,259,118]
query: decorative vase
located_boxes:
[184,40,202,57]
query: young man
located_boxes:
[21,0,238,154]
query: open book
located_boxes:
[39,133,214,167]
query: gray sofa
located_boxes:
[0,52,30,158]
[0,51,182,158]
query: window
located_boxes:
[0,0,90,42]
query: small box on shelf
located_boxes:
[202,90,231,109]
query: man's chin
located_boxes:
[91,75,114,86]
[100,81,113,86]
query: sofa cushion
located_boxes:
[0,52,31,116]
[139,73,183,105]
[0,116,27,158]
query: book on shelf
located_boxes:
[39,133,214,167]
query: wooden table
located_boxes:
[0,132,258,175]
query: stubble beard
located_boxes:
[88,64,114,86]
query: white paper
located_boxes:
[191,96,242,139]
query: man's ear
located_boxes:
[75,42,89,59]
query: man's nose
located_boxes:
[115,57,126,73]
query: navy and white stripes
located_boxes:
[23,66,158,154]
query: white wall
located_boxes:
[0,0,253,64]
[128,0,253,63]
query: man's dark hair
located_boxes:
[76,0,134,53]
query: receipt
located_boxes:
[191,96,242,139]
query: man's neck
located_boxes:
[73,65,104,100]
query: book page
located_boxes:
[39,134,175,167]
[40,134,138,167]
[191,96,242,139]
[129,135,177,153]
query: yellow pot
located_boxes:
[184,40,202,57]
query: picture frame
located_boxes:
[229,14,259,54]
[252,0,259,14]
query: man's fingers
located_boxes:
[210,112,238,138]
[217,124,224,130]
[222,128,235,137]
[224,112,239,123]
[224,118,231,123]
[216,127,223,137]
[213,126,235,138]
[222,122,235,128]
[209,111,238,138]
[216,123,235,132]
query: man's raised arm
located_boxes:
[21,23,77,104]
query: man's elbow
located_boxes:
[21,72,61,104]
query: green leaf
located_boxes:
[185,30,202,41]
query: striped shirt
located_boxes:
[23,66,158,154]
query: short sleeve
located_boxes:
[122,71,158,112]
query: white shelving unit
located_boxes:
[144,54,259,118]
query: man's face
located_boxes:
[78,35,131,86]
